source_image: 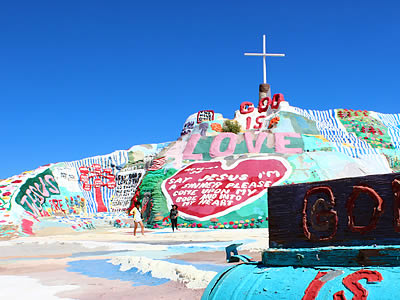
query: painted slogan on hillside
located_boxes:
[111,167,145,211]
[15,169,60,217]
[162,157,291,220]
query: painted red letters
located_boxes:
[304,270,383,300]
[240,93,285,130]
[302,271,328,300]
[392,178,400,232]
[347,186,384,234]
[302,186,338,241]
[240,102,254,114]
[333,270,383,300]
[271,93,285,109]
[258,97,272,113]
[300,179,400,238]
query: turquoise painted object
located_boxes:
[202,262,399,299]
[202,246,400,299]
[202,171,400,299]
[262,245,400,267]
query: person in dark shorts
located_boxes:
[170,204,179,232]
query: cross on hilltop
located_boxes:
[244,35,285,84]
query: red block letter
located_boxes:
[302,186,337,241]
[347,186,384,234]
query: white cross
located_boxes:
[244,35,285,84]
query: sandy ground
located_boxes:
[0,226,268,300]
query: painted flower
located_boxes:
[244,223,249,227]
[257,216,263,220]
[191,223,196,228]
[238,224,242,228]
[223,222,228,225]
[211,123,223,132]
[234,221,239,224]
[225,225,229,229]
[245,219,250,223]
[239,220,244,224]
[197,223,202,228]
[209,225,213,229]
[251,218,255,222]
[213,225,218,229]
[229,221,234,225]
[233,225,238,229]
[250,223,255,227]
[219,225,224,229]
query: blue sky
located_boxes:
[1,0,399,179]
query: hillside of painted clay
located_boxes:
[1,94,400,238]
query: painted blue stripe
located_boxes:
[65,150,128,213]
[67,259,169,286]
[292,106,384,158]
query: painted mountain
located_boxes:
[2,93,400,238]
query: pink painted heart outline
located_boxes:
[162,157,292,221]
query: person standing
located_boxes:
[130,202,144,236]
[170,204,179,232]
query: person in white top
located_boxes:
[130,202,144,236]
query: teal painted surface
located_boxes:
[262,246,400,267]
[202,263,400,300]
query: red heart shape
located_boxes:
[162,157,291,220]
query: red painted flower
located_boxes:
[229,221,234,225]
[197,223,202,228]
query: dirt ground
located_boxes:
[0,226,268,300]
